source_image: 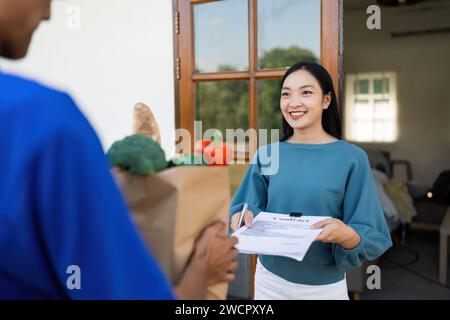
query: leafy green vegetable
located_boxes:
[107,134,167,175]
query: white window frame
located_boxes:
[344,72,398,143]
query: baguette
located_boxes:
[133,103,161,144]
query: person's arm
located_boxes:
[174,221,239,300]
[33,93,175,299]
[332,150,393,270]
[229,150,269,227]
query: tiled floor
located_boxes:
[228,228,450,300]
[361,229,450,300]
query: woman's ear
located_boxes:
[323,93,331,110]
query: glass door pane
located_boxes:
[258,0,321,69]
[258,79,283,136]
[196,80,249,136]
[194,0,249,73]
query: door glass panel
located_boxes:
[258,0,321,69]
[194,0,249,73]
[258,79,283,139]
[196,80,249,137]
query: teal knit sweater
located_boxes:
[230,140,392,285]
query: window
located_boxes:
[344,72,398,143]
[174,0,342,158]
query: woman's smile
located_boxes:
[289,110,308,120]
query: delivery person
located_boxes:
[0,0,238,299]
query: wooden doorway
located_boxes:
[173,0,342,299]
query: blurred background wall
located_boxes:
[344,0,450,186]
[0,0,177,156]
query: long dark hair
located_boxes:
[280,62,342,141]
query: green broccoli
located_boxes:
[107,134,167,175]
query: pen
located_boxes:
[237,203,248,229]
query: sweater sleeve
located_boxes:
[334,150,393,270]
[229,151,269,219]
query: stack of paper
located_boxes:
[232,212,329,261]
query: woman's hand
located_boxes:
[230,210,254,231]
[312,218,361,249]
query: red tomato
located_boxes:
[204,142,232,165]
[194,140,212,154]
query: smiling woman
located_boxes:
[279,62,342,144]
[229,61,392,300]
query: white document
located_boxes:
[232,212,330,261]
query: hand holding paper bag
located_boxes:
[108,105,237,299]
[174,220,238,299]
[192,221,239,285]
[113,165,235,300]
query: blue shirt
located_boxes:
[230,140,392,285]
[0,72,174,299]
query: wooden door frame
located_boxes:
[172,0,343,299]
[174,0,342,137]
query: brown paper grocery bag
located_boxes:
[113,166,230,300]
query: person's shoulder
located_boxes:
[251,142,281,161]
[337,140,370,165]
[1,71,75,106]
[256,142,281,154]
[337,140,367,156]
[0,72,97,146]
[0,72,35,88]
[2,72,87,121]
[0,72,61,103]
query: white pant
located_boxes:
[254,260,349,300]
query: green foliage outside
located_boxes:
[196,46,318,138]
